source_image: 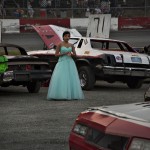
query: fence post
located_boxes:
[71,0,74,18]
[145,0,147,17]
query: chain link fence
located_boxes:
[0,0,150,19]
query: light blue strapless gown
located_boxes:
[47,46,84,100]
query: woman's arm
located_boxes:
[55,44,60,57]
[71,45,76,57]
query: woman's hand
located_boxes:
[67,52,72,56]
[61,52,72,56]
[61,52,74,57]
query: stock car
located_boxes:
[28,25,150,90]
[0,43,51,93]
[69,102,150,150]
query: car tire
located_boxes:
[126,78,143,89]
[79,66,95,90]
[27,81,41,93]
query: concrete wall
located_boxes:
[0,17,150,33]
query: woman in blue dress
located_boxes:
[47,31,84,100]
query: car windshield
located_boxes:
[90,39,135,52]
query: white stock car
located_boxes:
[28,25,150,90]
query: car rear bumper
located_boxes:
[101,66,150,77]
[2,70,51,82]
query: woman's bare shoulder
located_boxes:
[57,42,63,47]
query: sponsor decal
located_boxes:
[116,56,122,60]
[84,51,90,54]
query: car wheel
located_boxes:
[79,66,95,90]
[126,78,143,89]
[27,81,41,93]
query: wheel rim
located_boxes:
[80,71,87,87]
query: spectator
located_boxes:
[13,5,25,18]
[27,1,34,18]
[0,3,3,16]
[0,0,6,17]
[95,6,102,14]
[14,9,21,18]
[85,7,90,17]
[84,0,88,7]
[47,0,52,8]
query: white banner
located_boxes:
[0,19,20,33]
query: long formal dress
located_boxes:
[47,46,84,100]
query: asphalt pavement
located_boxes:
[0,82,149,150]
[0,30,150,150]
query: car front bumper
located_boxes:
[2,70,51,82]
[97,65,150,77]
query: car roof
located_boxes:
[70,37,126,43]
[87,102,150,124]
[0,43,25,49]
[0,43,27,55]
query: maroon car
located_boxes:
[69,102,150,150]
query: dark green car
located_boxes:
[0,43,51,93]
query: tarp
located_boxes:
[0,55,8,73]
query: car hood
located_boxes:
[28,48,150,65]
[32,25,82,49]
[91,49,150,64]
[87,102,150,127]
[4,55,49,64]
[5,55,38,60]
[79,102,150,138]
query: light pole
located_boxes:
[72,0,74,18]
[145,0,147,17]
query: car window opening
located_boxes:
[7,47,21,56]
[73,123,129,150]
[90,39,135,52]
[86,127,129,150]
[78,39,83,48]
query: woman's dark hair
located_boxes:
[63,31,70,37]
